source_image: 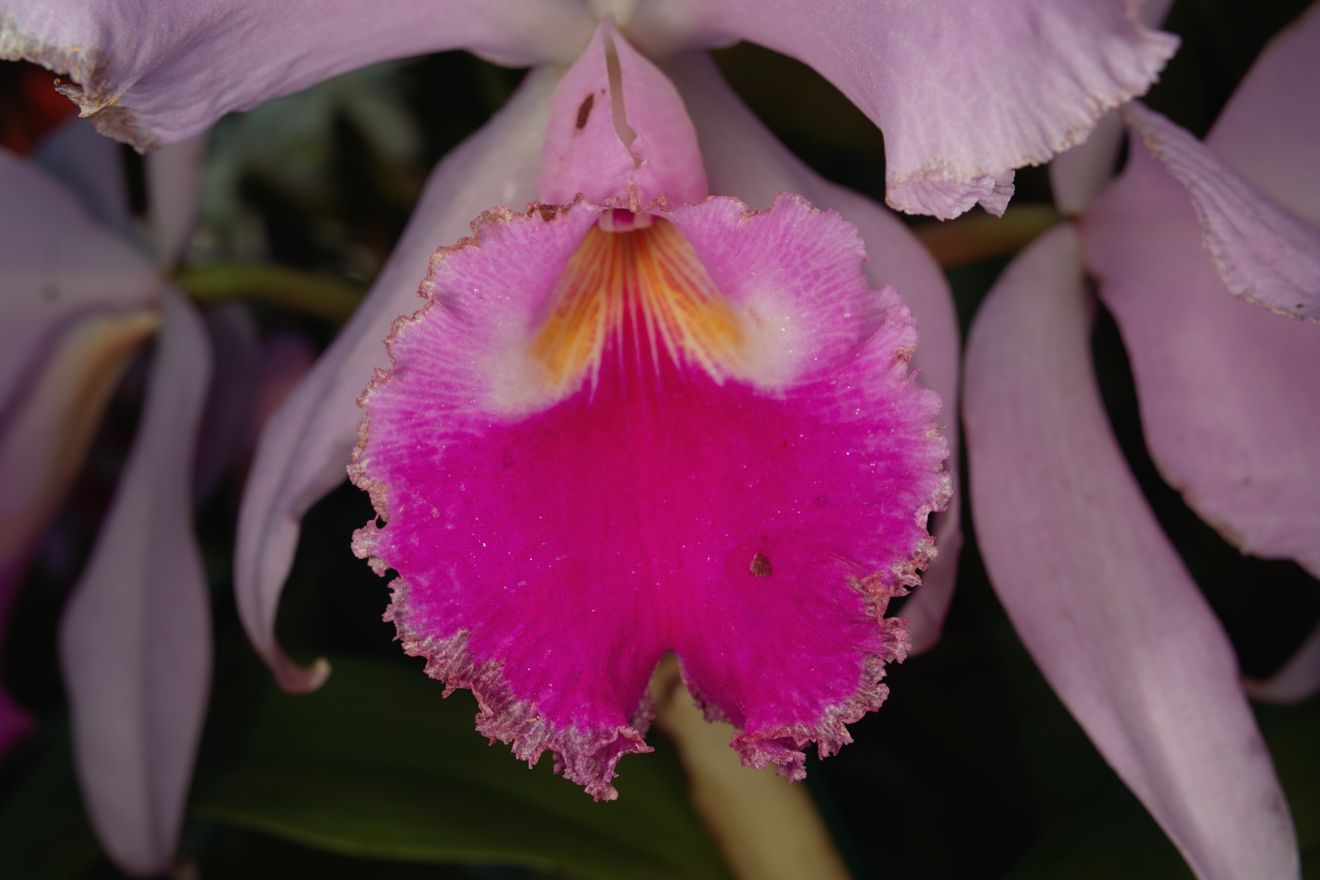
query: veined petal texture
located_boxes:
[1121,103,1320,321]
[0,0,594,148]
[351,195,948,798]
[666,55,962,650]
[965,226,1297,880]
[623,0,1176,218]
[1048,0,1177,215]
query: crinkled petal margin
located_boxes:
[0,0,592,148]
[351,192,945,796]
[703,580,912,781]
[1122,103,1320,321]
[626,0,1176,218]
[386,581,656,801]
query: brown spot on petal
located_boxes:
[536,204,563,223]
[749,553,772,578]
[575,93,594,130]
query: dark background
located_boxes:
[2,1,1316,876]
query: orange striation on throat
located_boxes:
[530,217,748,397]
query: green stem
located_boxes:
[176,262,366,324]
[915,204,1061,267]
[652,660,851,880]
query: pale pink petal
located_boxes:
[1246,623,1320,705]
[1122,103,1320,321]
[146,137,206,266]
[0,148,160,572]
[352,196,947,797]
[1047,0,1177,214]
[58,293,212,877]
[666,55,962,650]
[235,69,558,692]
[0,0,594,149]
[1206,5,1320,227]
[626,0,1176,218]
[539,21,706,209]
[964,224,1297,880]
[1083,137,1320,577]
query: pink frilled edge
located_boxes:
[349,194,950,799]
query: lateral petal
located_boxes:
[1205,5,1320,228]
[58,293,212,877]
[1121,103,1320,321]
[964,225,1298,880]
[626,0,1176,218]
[0,0,594,149]
[1083,136,1320,577]
[235,68,557,692]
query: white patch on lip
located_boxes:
[480,322,565,418]
[734,292,807,394]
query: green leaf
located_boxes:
[191,654,731,880]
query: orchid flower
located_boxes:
[0,0,1176,695]
[1,112,216,876]
[1,0,1183,865]
[963,7,1319,879]
[348,21,954,797]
